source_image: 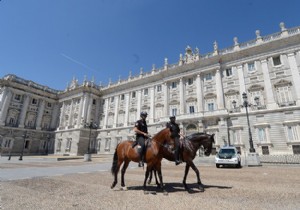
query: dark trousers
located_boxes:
[136,136,146,161]
[174,136,180,161]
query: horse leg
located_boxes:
[183,163,190,191]
[111,161,121,189]
[147,169,153,185]
[154,170,160,187]
[189,161,204,192]
[156,166,168,195]
[120,161,130,190]
[143,167,151,192]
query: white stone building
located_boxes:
[1,22,300,157]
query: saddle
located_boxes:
[131,138,151,148]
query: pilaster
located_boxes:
[196,74,203,112]
[287,53,300,104]
[215,69,225,109]
[18,94,30,128]
[260,59,277,109]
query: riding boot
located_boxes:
[174,148,181,165]
[138,156,144,167]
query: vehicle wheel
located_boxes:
[216,164,220,168]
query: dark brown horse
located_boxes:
[148,132,215,192]
[111,128,173,193]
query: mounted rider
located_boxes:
[133,111,151,167]
[166,115,183,165]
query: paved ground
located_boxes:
[0,156,300,210]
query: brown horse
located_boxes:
[147,132,215,192]
[110,128,173,193]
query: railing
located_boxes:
[260,155,300,164]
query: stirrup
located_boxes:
[138,161,144,167]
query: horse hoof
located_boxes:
[120,186,128,191]
[199,187,205,192]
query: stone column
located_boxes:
[149,87,155,123]
[287,53,300,104]
[260,59,277,108]
[103,98,109,128]
[36,99,45,130]
[195,74,203,112]
[237,65,246,102]
[81,93,90,123]
[136,90,142,119]
[68,99,74,127]
[113,95,119,127]
[163,82,169,117]
[179,78,185,115]
[124,93,130,127]
[0,88,12,126]
[215,69,225,109]
[50,103,60,129]
[18,94,30,128]
[86,95,93,124]
[58,102,65,128]
[76,96,84,128]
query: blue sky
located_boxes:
[1,0,300,90]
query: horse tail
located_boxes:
[111,144,119,175]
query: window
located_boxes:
[171,82,177,89]
[132,91,136,98]
[157,85,162,92]
[188,78,193,85]
[92,99,96,105]
[292,145,300,155]
[225,68,232,77]
[273,56,281,66]
[111,97,114,103]
[257,128,267,142]
[14,94,21,101]
[32,98,38,105]
[24,140,30,149]
[276,86,293,104]
[47,102,52,108]
[105,138,111,151]
[232,130,241,144]
[208,103,214,111]
[262,146,270,155]
[205,73,212,81]
[66,138,72,151]
[3,139,13,148]
[248,62,255,72]
[8,117,15,125]
[287,125,299,141]
[189,106,195,114]
[144,88,148,96]
[120,94,125,100]
[171,108,177,116]
[57,139,62,152]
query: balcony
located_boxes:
[278,101,296,107]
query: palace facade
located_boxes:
[1,22,300,157]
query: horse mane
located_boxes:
[186,132,208,141]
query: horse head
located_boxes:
[187,133,215,156]
[203,133,215,156]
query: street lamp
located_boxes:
[19,130,28,161]
[45,134,50,155]
[242,92,256,153]
[84,121,98,161]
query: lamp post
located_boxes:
[19,130,28,161]
[242,92,256,153]
[45,134,50,155]
[84,121,98,161]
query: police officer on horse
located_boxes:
[166,115,182,165]
[133,111,150,167]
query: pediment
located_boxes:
[204,93,216,99]
[248,84,264,91]
[224,89,239,96]
[274,79,292,87]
